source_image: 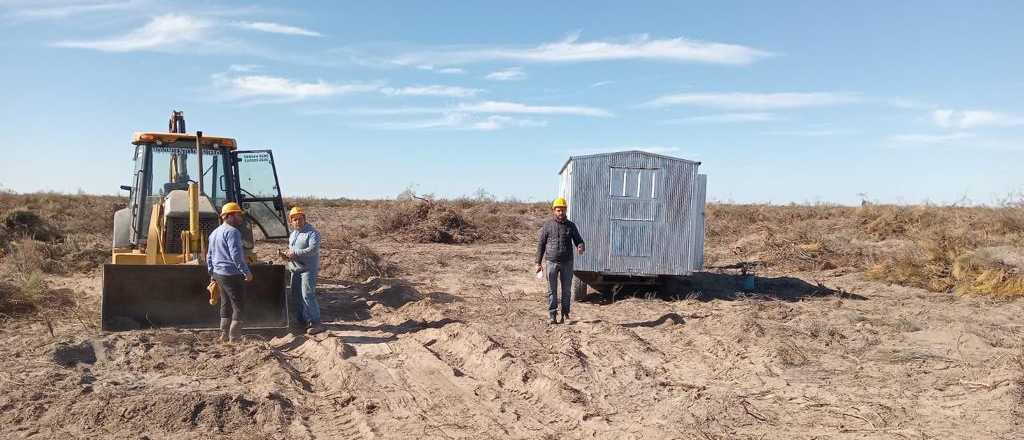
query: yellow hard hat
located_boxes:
[552,197,567,208]
[220,202,244,217]
[288,206,305,219]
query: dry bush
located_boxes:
[709,202,1024,297]
[0,269,66,316]
[0,192,122,237]
[3,208,63,242]
[0,192,118,274]
[949,247,1024,296]
[5,238,66,274]
[319,237,396,280]
[371,198,546,244]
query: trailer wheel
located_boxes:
[572,276,588,302]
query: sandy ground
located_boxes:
[2,240,1024,439]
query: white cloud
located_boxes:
[887,98,929,110]
[228,64,261,72]
[663,112,776,124]
[233,21,322,37]
[485,67,526,81]
[214,72,488,102]
[469,115,547,130]
[459,101,611,117]
[644,92,862,109]
[351,101,612,117]
[361,113,547,131]
[214,73,381,102]
[889,132,975,144]
[415,65,466,74]
[932,109,1024,129]
[393,32,773,66]
[379,85,483,98]
[52,14,213,52]
[5,0,143,19]
[763,129,844,136]
[591,81,614,88]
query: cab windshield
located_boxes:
[137,143,230,239]
[148,143,228,206]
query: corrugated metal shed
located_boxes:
[558,150,706,277]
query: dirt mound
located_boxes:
[360,276,423,308]
[3,208,63,243]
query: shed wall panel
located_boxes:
[561,151,704,277]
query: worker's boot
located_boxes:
[306,323,325,335]
[228,320,243,343]
[219,318,230,343]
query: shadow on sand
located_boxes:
[581,272,866,304]
[264,276,462,343]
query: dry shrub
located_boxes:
[371,196,547,244]
[0,270,54,316]
[949,247,1024,296]
[4,238,66,275]
[709,202,1024,297]
[373,199,479,244]
[867,228,988,293]
[0,193,117,274]
[319,237,395,280]
[0,193,122,237]
[3,208,63,242]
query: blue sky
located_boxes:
[1,1,1022,204]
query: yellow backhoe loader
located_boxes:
[103,111,290,331]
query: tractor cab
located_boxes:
[113,132,290,256]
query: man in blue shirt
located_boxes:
[207,202,252,343]
[285,206,323,335]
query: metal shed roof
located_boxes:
[558,150,700,174]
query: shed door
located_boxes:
[606,167,659,273]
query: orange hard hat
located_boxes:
[288,206,305,219]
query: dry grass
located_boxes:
[707,202,1024,296]
[3,191,1024,298]
[0,192,117,316]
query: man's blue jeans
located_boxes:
[545,260,573,319]
[290,269,321,326]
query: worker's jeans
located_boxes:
[290,269,321,326]
[545,260,573,319]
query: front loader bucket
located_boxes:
[101,264,288,331]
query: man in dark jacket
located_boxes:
[535,197,585,324]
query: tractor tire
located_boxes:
[572,276,588,302]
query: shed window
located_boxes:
[609,167,657,199]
